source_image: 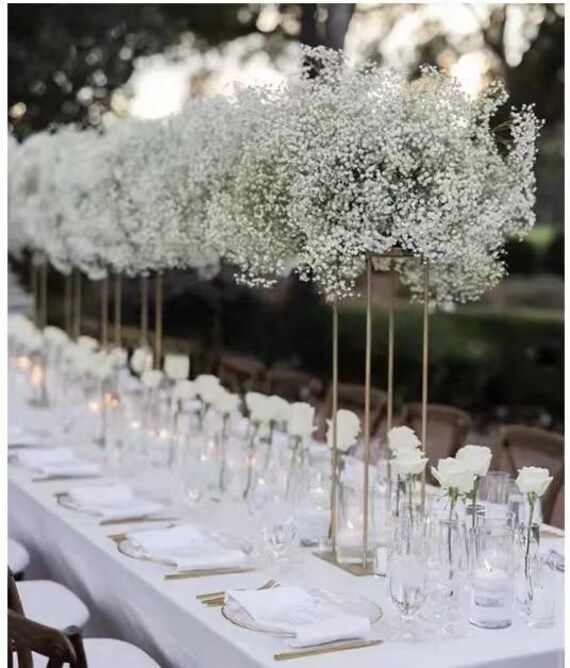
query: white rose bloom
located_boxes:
[455,444,492,477]
[214,388,241,416]
[141,369,164,390]
[110,346,128,368]
[163,353,190,381]
[194,374,221,394]
[391,449,428,477]
[43,326,69,349]
[287,402,315,439]
[266,395,290,424]
[327,409,360,453]
[431,457,474,494]
[516,466,553,497]
[387,425,421,452]
[77,335,99,352]
[23,330,45,354]
[244,392,268,424]
[172,379,198,402]
[130,347,154,375]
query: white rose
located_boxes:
[43,326,69,349]
[200,382,224,406]
[141,369,164,390]
[194,374,221,398]
[455,444,492,477]
[214,388,241,416]
[74,350,98,376]
[163,353,190,381]
[327,409,360,453]
[287,402,315,439]
[431,457,474,494]
[109,346,128,368]
[391,449,428,477]
[77,335,99,352]
[172,379,198,402]
[387,425,421,452]
[266,395,290,424]
[130,347,154,375]
[516,466,553,497]
[23,330,45,354]
[245,392,268,424]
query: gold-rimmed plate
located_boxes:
[222,588,382,636]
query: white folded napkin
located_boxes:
[32,461,101,480]
[13,447,74,468]
[68,485,134,507]
[226,586,371,647]
[127,524,246,571]
[8,425,49,447]
[67,485,163,523]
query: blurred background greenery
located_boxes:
[8,4,564,431]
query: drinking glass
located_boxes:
[469,523,515,629]
[479,471,512,507]
[387,515,427,641]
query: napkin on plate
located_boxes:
[8,425,50,448]
[33,461,101,480]
[226,586,371,648]
[12,447,75,468]
[127,524,247,571]
[67,485,163,523]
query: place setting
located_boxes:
[9,444,102,481]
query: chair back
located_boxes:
[265,368,322,404]
[493,425,564,521]
[549,481,564,530]
[218,353,266,395]
[401,403,472,471]
[7,570,82,668]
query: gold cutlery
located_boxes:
[274,639,382,661]
[34,475,101,482]
[100,515,178,526]
[165,567,255,581]
[199,579,278,606]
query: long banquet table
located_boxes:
[8,374,565,668]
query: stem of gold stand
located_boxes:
[114,274,122,348]
[101,275,109,349]
[64,273,73,337]
[31,254,38,325]
[73,268,82,340]
[39,256,48,328]
[331,303,339,555]
[420,262,430,508]
[154,271,164,369]
[140,275,149,347]
[387,269,395,432]
[362,259,372,570]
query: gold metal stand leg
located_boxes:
[39,257,48,328]
[114,274,122,348]
[362,259,372,570]
[73,269,82,340]
[420,263,430,508]
[331,302,339,555]
[101,275,109,349]
[64,273,73,337]
[141,275,149,348]
[31,254,38,325]
[387,269,395,432]
[154,271,164,369]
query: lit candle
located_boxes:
[30,364,44,386]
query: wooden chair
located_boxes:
[401,403,472,473]
[549,482,564,530]
[217,353,266,395]
[316,383,387,441]
[8,539,29,581]
[264,367,323,404]
[8,571,158,668]
[493,425,564,522]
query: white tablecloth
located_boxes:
[8,376,565,668]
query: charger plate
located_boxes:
[222,588,382,636]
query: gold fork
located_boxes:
[199,579,278,606]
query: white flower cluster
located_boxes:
[8,46,541,304]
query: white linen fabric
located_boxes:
[68,485,134,506]
[128,525,247,571]
[13,447,74,467]
[65,484,163,522]
[226,586,371,647]
[9,538,30,574]
[8,372,565,668]
[17,580,90,630]
[8,425,50,448]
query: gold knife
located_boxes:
[100,516,179,526]
[274,639,382,661]
[165,567,255,580]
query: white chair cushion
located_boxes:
[9,538,30,575]
[17,580,89,630]
[15,639,160,667]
